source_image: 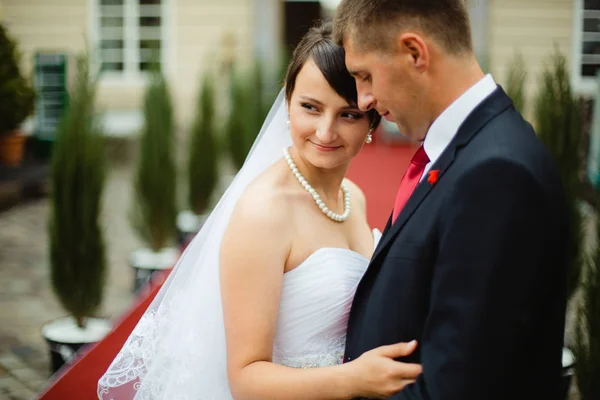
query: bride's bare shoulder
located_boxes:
[221,160,294,263]
[220,158,293,277]
[229,159,294,230]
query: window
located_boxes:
[96,0,165,78]
[574,0,600,94]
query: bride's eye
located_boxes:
[301,103,319,112]
[341,112,365,120]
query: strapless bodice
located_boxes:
[272,229,381,368]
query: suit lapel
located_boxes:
[372,212,393,255]
[369,86,513,264]
[381,213,392,236]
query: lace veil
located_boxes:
[98,89,290,399]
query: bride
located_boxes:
[98,22,422,399]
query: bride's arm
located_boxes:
[221,186,350,399]
[220,186,420,400]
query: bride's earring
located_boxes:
[365,132,373,144]
[286,120,290,131]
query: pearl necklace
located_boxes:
[283,148,351,222]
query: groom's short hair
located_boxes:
[333,0,473,55]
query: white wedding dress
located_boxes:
[273,229,381,369]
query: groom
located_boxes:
[334,1,569,399]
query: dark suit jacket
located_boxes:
[344,87,569,400]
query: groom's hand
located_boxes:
[349,341,423,399]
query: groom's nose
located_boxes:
[358,90,376,112]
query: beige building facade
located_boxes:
[1,0,597,135]
[474,0,596,116]
[486,0,576,117]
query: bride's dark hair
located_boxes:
[284,21,381,130]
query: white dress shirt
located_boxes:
[420,74,498,180]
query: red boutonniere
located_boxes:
[427,169,440,185]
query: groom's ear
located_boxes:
[396,32,429,72]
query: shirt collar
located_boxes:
[423,74,497,164]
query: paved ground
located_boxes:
[0,165,144,399]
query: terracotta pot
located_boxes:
[0,130,26,166]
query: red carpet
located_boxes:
[37,143,416,399]
[347,143,417,230]
[37,273,169,400]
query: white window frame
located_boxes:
[572,0,600,96]
[89,0,171,86]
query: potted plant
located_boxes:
[177,71,219,249]
[573,193,600,400]
[224,65,248,170]
[225,58,268,170]
[505,51,526,115]
[130,68,179,294]
[535,46,585,302]
[0,23,35,166]
[534,46,585,398]
[43,52,110,373]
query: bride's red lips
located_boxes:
[311,142,341,152]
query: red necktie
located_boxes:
[392,146,430,223]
